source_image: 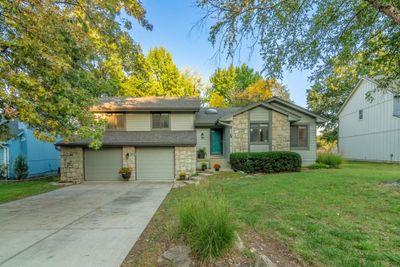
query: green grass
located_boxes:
[168,162,400,266]
[0,177,59,204]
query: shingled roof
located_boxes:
[56,131,196,147]
[195,107,241,126]
[91,96,201,112]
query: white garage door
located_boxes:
[136,147,174,181]
[85,148,122,181]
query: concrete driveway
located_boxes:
[0,182,171,267]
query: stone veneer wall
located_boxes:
[175,146,196,179]
[60,147,84,183]
[231,112,249,153]
[122,146,135,181]
[271,111,290,151]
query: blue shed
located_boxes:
[0,121,60,179]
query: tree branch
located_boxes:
[365,0,400,24]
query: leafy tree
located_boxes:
[13,154,28,180]
[235,79,272,105]
[120,47,202,97]
[197,0,400,93]
[207,64,277,106]
[307,54,382,141]
[0,0,152,148]
[209,92,228,107]
[207,64,289,107]
[234,64,262,92]
[209,65,237,100]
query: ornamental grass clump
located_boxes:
[178,189,235,261]
[317,152,344,168]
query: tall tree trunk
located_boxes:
[366,0,400,24]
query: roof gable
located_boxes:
[337,77,377,116]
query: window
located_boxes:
[106,114,125,130]
[290,125,308,148]
[250,123,269,143]
[394,96,400,117]
[152,113,169,129]
[359,109,363,120]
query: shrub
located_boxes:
[0,165,8,179]
[178,190,235,261]
[13,154,28,179]
[197,147,206,159]
[308,163,329,169]
[317,152,344,168]
[229,151,302,173]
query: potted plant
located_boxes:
[197,148,206,159]
[213,163,221,172]
[119,167,132,180]
[201,162,207,171]
[179,171,186,180]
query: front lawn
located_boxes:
[0,177,60,204]
[123,162,400,266]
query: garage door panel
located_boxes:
[136,148,174,180]
[85,148,122,181]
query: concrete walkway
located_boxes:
[0,182,171,267]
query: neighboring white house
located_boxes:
[338,77,400,162]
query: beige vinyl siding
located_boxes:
[290,115,317,166]
[136,147,174,180]
[250,144,269,152]
[126,113,151,131]
[171,113,194,130]
[339,79,400,162]
[85,148,122,181]
[250,107,270,121]
[196,128,210,158]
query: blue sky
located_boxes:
[127,1,312,107]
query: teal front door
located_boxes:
[211,129,223,155]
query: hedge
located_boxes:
[230,151,302,173]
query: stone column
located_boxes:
[122,146,136,181]
[271,111,290,151]
[175,146,196,179]
[231,112,249,153]
[60,147,84,184]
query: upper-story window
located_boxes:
[359,109,363,120]
[394,95,400,117]
[290,125,308,149]
[250,123,269,143]
[152,112,169,129]
[106,114,125,130]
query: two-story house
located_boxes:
[57,96,325,183]
[338,77,400,162]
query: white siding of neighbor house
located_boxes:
[126,113,151,131]
[250,107,270,121]
[196,128,210,158]
[171,113,194,130]
[290,114,317,166]
[339,79,400,162]
[249,106,270,153]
